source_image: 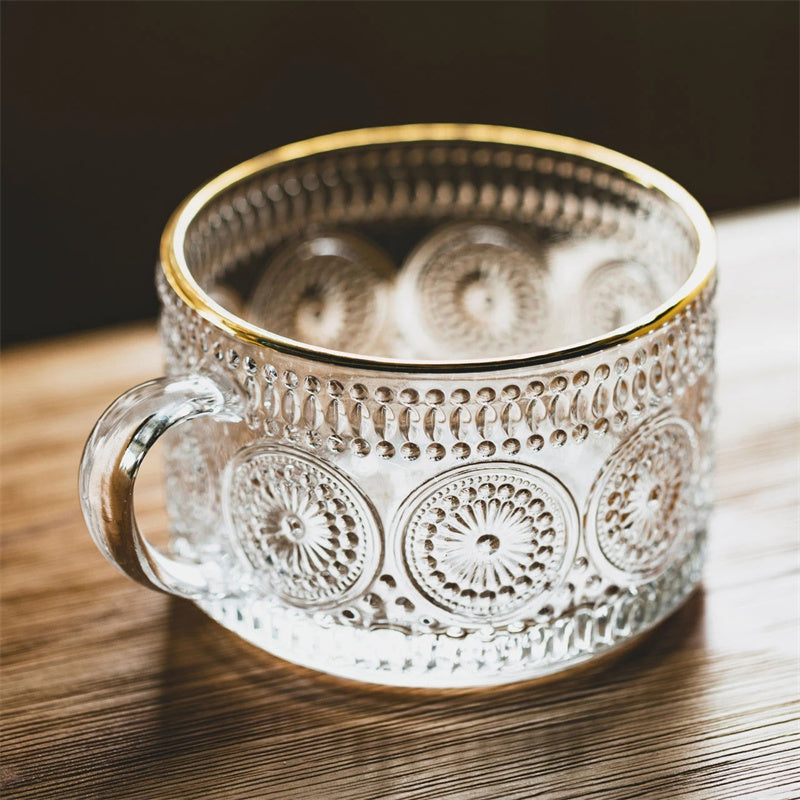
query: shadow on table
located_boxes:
[92,591,712,800]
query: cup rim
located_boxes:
[160,123,716,375]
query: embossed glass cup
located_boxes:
[80,125,716,687]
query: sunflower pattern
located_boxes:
[226,446,380,606]
[588,417,697,577]
[579,258,662,339]
[403,223,548,359]
[247,233,393,355]
[399,464,577,621]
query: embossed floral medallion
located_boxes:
[397,223,548,359]
[580,259,663,338]
[586,417,698,580]
[247,233,394,355]
[396,463,579,622]
[224,445,381,607]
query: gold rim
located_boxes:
[161,124,716,375]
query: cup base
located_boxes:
[197,532,705,688]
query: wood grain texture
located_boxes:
[2,204,798,800]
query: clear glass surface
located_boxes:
[83,129,716,686]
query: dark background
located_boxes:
[2,1,798,344]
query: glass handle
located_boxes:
[79,374,241,598]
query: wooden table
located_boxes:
[2,204,798,799]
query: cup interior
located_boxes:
[178,133,702,362]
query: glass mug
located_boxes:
[80,125,716,687]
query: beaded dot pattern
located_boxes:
[158,271,715,461]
